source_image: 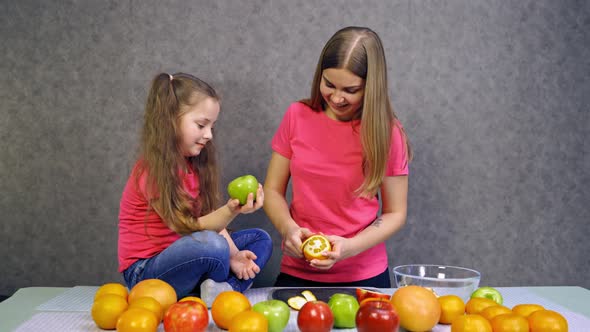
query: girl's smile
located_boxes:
[320,68,365,121]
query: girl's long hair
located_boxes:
[303,27,412,197]
[136,72,221,234]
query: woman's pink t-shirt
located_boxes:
[271,102,409,282]
[117,162,199,272]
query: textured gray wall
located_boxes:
[2,0,589,296]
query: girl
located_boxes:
[264,27,412,288]
[118,72,272,305]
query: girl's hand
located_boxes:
[226,184,264,215]
[229,250,260,280]
[308,235,346,270]
[282,226,313,258]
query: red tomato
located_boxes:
[355,299,400,332]
[163,301,209,332]
[356,288,391,303]
[297,301,334,332]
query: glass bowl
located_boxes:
[392,264,481,301]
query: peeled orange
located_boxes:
[301,234,331,261]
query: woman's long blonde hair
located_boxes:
[303,26,412,198]
[136,72,221,234]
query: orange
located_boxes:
[128,279,177,312]
[211,290,252,329]
[528,310,568,332]
[179,296,207,308]
[228,310,268,332]
[116,307,159,332]
[451,314,492,332]
[128,296,164,322]
[491,313,529,332]
[465,297,498,314]
[301,234,331,261]
[390,285,441,331]
[94,283,129,301]
[91,293,128,329]
[479,305,512,321]
[438,294,465,324]
[512,303,545,318]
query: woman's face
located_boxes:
[320,68,365,121]
[178,97,220,157]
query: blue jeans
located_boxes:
[123,228,272,298]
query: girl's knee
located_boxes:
[254,228,272,243]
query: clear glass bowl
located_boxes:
[392,264,481,301]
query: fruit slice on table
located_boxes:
[301,234,331,261]
[356,288,391,302]
[287,295,308,310]
[301,290,317,302]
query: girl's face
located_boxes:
[178,97,220,157]
[320,68,365,121]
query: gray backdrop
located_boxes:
[2,0,589,297]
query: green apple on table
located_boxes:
[227,175,259,205]
[252,299,290,332]
[471,286,503,305]
[328,293,360,328]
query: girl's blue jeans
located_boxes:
[122,228,272,298]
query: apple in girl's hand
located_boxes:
[252,299,290,332]
[328,293,360,328]
[227,175,259,205]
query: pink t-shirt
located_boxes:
[271,102,409,282]
[117,161,199,272]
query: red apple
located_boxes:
[297,301,334,332]
[163,300,208,332]
[356,299,400,332]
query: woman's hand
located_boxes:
[226,184,264,215]
[282,226,313,258]
[229,250,260,280]
[308,235,347,270]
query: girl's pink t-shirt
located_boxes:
[117,162,198,272]
[271,102,409,282]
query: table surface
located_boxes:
[1,286,589,331]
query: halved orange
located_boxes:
[301,234,331,261]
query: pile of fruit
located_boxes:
[91,232,569,332]
[91,279,569,332]
[440,286,569,332]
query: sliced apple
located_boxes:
[356,288,391,303]
[287,295,308,310]
[301,290,317,302]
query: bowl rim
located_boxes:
[392,264,481,281]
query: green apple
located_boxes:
[471,286,503,305]
[227,175,258,205]
[328,293,359,328]
[252,299,290,332]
